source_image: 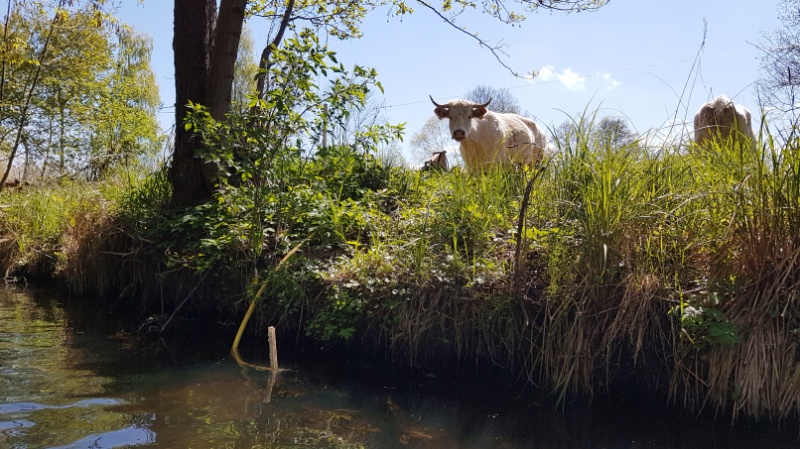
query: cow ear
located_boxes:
[472,107,487,118]
[434,107,449,119]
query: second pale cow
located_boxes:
[430,96,546,172]
[693,95,756,149]
[421,150,449,172]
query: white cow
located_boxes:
[693,95,756,149]
[430,96,546,172]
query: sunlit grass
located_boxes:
[2,110,800,422]
[328,110,800,421]
[0,166,167,283]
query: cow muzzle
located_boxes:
[452,129,466,141]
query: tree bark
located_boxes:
[207,0,247,120]
[170,0,249,208]
[169,0,217,208]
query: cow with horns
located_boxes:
[429,96,546,172]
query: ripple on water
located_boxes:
[48,425,157,449]
[0,398,123,414]
[0,419,35,432]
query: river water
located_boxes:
[1,286,798,449]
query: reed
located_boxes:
[3,109,800,422]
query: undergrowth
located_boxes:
[2,107,800,423]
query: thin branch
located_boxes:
[159,269,211,334]
[532,0,604,12]
[256,0,295,100]
[514,156,550,286]
[0,0,12,125]
[416,0,522,77]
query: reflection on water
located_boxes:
[0,286,798,449]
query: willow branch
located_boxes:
[1,0,64,191]
[0,0,12,125]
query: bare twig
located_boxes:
[416,0,523,77]
[159,269,211,334]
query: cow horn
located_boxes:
[430,95,446,108]
[474,98,492,108]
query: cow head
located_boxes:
[698,96,746,141]
[430,96,491,142]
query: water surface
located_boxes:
[0,287,797,448]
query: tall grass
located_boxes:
[327,110,800,421]
[3,109,800,422]
[0,167,169,290]
[0,179,114,280]
[671,132,800,421]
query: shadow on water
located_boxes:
[1,286,798,449]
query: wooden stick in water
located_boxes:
[268,326,278,372]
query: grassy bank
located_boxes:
[2,116,799,423]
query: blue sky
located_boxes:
[118,0,781,161]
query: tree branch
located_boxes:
[256,0,295,99]
[416,0,524,78]
[0,0,12,125]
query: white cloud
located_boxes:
[538,65,556,81]
[534,66,621,91]
[535,65,586,91]
[598,72,622,90]
[559,69,586,91]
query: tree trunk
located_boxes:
[207,0,246,121]
[169,0,217,208]
[169,0,248,208]
[58,101,65,173]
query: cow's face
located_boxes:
[696,96,755,147]
[701,98,738,139]
[430,97,490,142]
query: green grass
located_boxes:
[323,112,800,421]
[0,166,169,289]
[2,111,800,423]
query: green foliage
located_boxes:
[117,168,173,229]
[87,26,162,179]
[247,0,372,40]
[387,0,607,23]
[230,26,259,114]
[266,258,324,314]
[305,285,363,341]
[674,305,739,347]
[0,2,162,180]
[168,29,404,324]
[327,166,525,293]
[0,167,155,276]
